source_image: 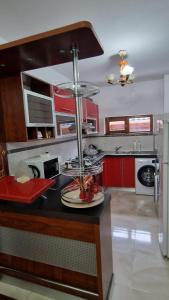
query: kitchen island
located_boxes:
[0,175,113,300]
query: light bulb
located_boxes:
[121,65,134,76]
[106,73,115,81]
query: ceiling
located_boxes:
[0,0,169,86]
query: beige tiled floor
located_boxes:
[1,190,169,300]
[109,190,169,300]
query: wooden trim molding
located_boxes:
[0,21,103,77]
[0,253,97,293]
[0,267,98,300]
[0,211,97,243]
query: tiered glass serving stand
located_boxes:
[54,48,104,208]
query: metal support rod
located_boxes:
[71,48,84,186]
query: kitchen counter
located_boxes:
[103,151,157,157]
[84,151,157,165]
[0,174,113,300]
[0,175,110,224]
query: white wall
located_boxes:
[94,78,164,132]
[164,74,169,113]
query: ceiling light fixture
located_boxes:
[106,50,134,87]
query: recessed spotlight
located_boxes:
[0,63,6,67]
[59,49,66,54]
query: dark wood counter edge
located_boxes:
[0,268,98,300]
[0,21,104,78]
[0,195,111,229]
[7,137,78,154]
[0,21,101,51]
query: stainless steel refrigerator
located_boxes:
[156,120,169,257]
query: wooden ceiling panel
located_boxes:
[0,21,104,77]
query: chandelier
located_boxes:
[106,50,134,87]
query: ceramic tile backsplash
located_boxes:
[86,135,154,152]
[7,134,154,176]
[7,139,82,176]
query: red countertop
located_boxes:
[0,176,55,204]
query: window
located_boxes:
[106,117,127,134]
[109,120,125,132]
[105,115,153,135]
[129,116,152,133]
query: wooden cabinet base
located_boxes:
[0,198,113,300]
[0,266,99,300]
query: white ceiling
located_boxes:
[0,0,169,85]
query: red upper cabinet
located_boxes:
[53,86,76,114]
[83,98,98,118]
[53,88,100,131]
[54,96,76,114]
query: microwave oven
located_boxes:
[25,154,60,179]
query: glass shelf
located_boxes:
[60,161,103,177]
[54,81,100,98]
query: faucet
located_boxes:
[115,146,122,153]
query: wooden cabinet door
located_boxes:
[122,157,135,187]
[102,157,122,187]
[27,95,53,124]
[0,143,8,177]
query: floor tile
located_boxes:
[131,288,169,300]
[111,190,157,217]
[112,225,135,253]
[110,190,169,299]
[113,251,133,287]
[132,255,169,296]
[108,283,133,300]
[0,282,29,300]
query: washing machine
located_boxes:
[135,158,156,195]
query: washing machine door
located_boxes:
[137,165,155,187]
